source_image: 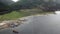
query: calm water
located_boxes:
[0,14,60,34]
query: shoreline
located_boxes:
[0,14,56,30]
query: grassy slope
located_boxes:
[0,9,54,21]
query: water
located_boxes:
[55,11,60,14]
[0,14,60,34]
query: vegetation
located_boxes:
[0,0,57,21]
[0,0,58,12]
[0,2,9,11]
[0,9,54,21]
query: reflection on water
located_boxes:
[55,11,60,14]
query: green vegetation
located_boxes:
[0,0,55,21]
[0,2,10,12]
[0,11,27,21]
[0,9,54,21]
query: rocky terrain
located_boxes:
[0,16,29,30]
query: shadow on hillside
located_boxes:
[0,10,13,15]
[0,8,20,15]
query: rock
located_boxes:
[0,17,29,30]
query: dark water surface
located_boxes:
[0,14,60,34]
